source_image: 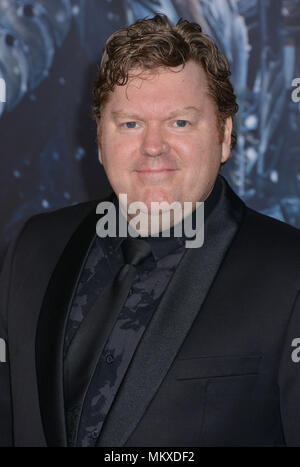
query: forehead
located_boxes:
[103,61,211,115]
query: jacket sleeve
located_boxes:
[278,288,300,446]
[0,222,29,446]
[0,240,15,446]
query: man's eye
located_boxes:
[124,122,137,129]
[174,120,189,128]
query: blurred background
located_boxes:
[0,0,299,261]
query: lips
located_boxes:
[134,168,178,182]
[135,168,177,173]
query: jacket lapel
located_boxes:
[96,177,246,446]
[35,195,113,446]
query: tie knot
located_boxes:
[121,237,152,267]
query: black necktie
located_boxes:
[64,236,152,443]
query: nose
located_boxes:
[140,123,169,157]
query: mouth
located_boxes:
[134,168,178,182]
[135,168,177,173]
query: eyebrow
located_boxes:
[111,106,202,120]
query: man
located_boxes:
[0,14,300,447]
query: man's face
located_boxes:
[97,60,232,215]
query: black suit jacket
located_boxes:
[0,176,300,447]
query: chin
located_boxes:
[141,188,178,205]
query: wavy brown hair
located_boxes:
[93,13,238,150]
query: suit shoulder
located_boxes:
[244,207,300,241]
[11,194,113,254]
[224,206,300,299]
[22,194,113,234]
[26,198,99,228]
[237,206,300,260]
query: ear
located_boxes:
[98,145,103,165]
[220,116,233,164]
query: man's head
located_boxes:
[93,14,238,225]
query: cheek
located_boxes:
[102,133,137,168]
[178,136,221,177]
[176,137,208,165]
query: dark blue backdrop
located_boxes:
[1,0,299,262]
